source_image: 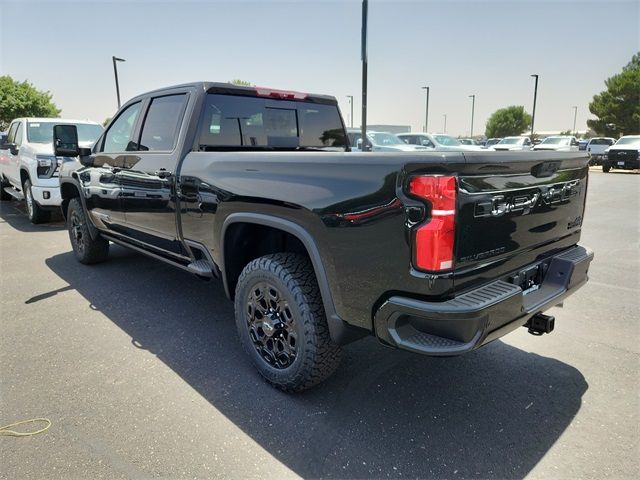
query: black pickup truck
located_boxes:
[54,82,593,391]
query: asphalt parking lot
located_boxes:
[1,167,638,479]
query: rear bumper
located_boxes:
[374,245,593,356]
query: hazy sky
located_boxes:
[1,0,638,136]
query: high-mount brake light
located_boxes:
[408,175,457,272]
[255,87,307,100]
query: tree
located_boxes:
[587,52,640,136]
[228,79,253,86]
[485,106,532,138]
[0,76,60,130]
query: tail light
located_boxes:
[408,175,457,272]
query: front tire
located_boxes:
[67,198,109,264]
[23,179,51,224]
[234,253,342,392]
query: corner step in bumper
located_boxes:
[374,245,593,356]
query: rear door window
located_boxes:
[138,94,188,151]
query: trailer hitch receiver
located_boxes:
[525,313,555,336]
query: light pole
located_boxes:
[421,86,430,132]
[530,74,539,137]
[572,106,578,135]
[346,95,354,128]
[360,0,369,151]
[468,94,475,138]
[112,56,126,109]
[443,114,447,133]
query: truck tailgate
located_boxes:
[454,152,589,292]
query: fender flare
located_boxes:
[220,213,363,344]
[19,167,31,186]
[59,176,100,240]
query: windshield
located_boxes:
[433,135,461,147]
[614,136,640,146]
[198,94,347,151]
[368,132,404,146]
[486,138,501,146]
[499,137,523,145]
[27,122,103,144]
[541,137,571,145]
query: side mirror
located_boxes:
[53,124,79,157]
[2,142,18,155]
[78,148,94,167]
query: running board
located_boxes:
[186,259,214,278]
[3,186,24,201]
[101,234,214,278]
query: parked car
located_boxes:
[532,135,579,152]
[397,133,483,151]
[491,136,533,151]
[601,135,640,172]
[578,139,589,151]
[484,138,502,149]
[0,118,103,223]
[347,129,427,152]
[54,82,593,392]
[0,131,7,145]
[586,137,616,166]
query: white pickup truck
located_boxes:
[586,137,615,166]
[0,118,102,223]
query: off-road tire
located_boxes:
[602,164,611,173]
[234,253,342,392]
[23,179,51,224]
[67,198,109,264]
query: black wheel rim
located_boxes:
[246,281,297,369]
[70,210,85,254]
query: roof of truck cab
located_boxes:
[16,118,100,124]
[127,82,338,104]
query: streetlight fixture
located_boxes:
[346,95,354,128]
[530,74,539,137]
[468,94,476,138]
[572,106,578,135]
[421,86,430,132]
[112,56,126,109]
[360,0,369,151]
[443,114,447,133]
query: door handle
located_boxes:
[155,168,172,179]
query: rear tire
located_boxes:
[67,198,109,264]
[602,164,611,173]
[23,179,51,224]
[234,253,342,392]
